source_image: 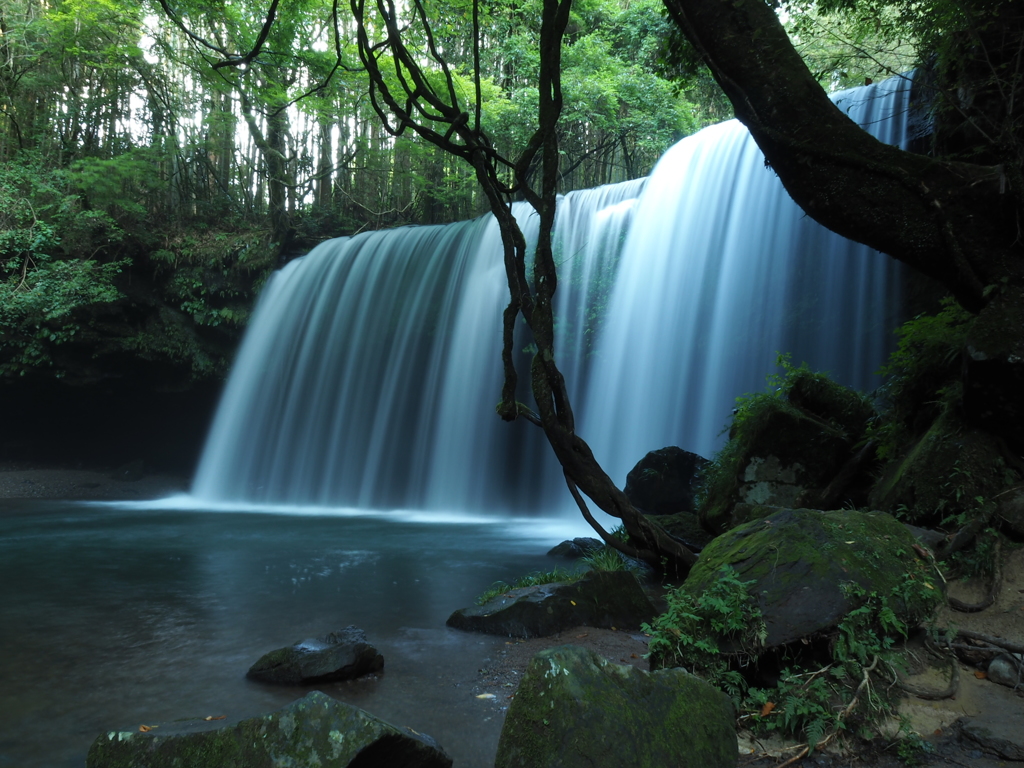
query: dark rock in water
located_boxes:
[446,570,655,639]
[111,459,145,482]
[547,537,603,559]
[247,626,383,685]
[651,511,713,553]
[494,645,736,768]
[679,508,940,649]
[963,286,1024,452]
[86,690,452,768]
[624,446,708,515]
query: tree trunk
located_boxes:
[660,0,1023,313]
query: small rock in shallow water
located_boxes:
[247,625,383,684]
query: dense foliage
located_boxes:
[0,0,706,381]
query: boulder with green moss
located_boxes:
[494,645,736,768]
[681,508,940,648]
[86,691,451,768]
[446,570,656,638]
[698,369,875,532]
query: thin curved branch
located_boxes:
[211,0,282,69]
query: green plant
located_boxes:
[644,565,765,699]
[870,297,974,460]
[646,567,941,751]
[581,545,640,574]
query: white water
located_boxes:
[192,75,913,513]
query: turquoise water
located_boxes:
[0,500,587,767]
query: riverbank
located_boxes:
[0,462,189,500]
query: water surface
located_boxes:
[0,500,587,767]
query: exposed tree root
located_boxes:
[949,540,1002,613]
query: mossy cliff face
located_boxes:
[86,691,452,768]
[682,508,939,647]
[870,409,1014,526]
[962,285,1024,451]
[495,645,736,768]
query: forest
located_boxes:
[2,0,1024,765]
[0,0,917,392]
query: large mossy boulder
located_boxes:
[682,508,939,648]
[870,409,1017,528]
[446,570,656,638]
[494,645,736,768]
[86,691,451,768]
[698,370,875,533]
[624,446,709,515]
[247,626,383,685]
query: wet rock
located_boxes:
[903,523,947,551]
[495,645,736,768]
[987,653,1023,690]
[624,446,708,515]
[547,537,603,559]
[247,626,383,685]
[678,508,940,649]
[961,716,1024,761]
[86,690,452,768]
[446,570,656,639]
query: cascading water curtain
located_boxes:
[192,75,913,513]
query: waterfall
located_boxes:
[192,75,913,512]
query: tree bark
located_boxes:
[659,0,1023,312]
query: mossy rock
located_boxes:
[495,645,736,768]
[682,508,940,648]
[870,409,1016,527]
[651,511,714,553]
[446,570,655,638]
[86,691,451,768]
[785,369,875,440]
[699,399,852,532]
